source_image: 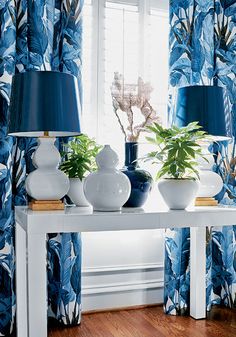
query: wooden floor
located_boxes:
[48,306,236,337]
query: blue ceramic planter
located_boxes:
[122,142,153,207]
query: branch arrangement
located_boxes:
[111,72,160,142]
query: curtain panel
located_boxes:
[165,0,236,315]
[0,0,83,334]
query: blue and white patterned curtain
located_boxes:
[0,1,83,334]
[165,0,236,315]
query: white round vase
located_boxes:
[67,178,90,207]
[83,145,131,211]
[158,179,199,210]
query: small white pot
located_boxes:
[158,179,199,210]
[67,178,90,207]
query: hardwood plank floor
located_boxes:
[48,306,236,337]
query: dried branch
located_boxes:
[113,107,127,141]
[111,72,161,142]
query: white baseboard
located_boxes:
[82,262,163,274]
[81,263,164,311]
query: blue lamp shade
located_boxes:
[8,71,81,137]
[174,86,231,138]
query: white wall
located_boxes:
[81,185,165,311]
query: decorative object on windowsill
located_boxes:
[60,134,102,207]
[83,145,131,211]
[111,72,159,207]
[144,122,208,210]
[8,71,81,211]
[174,85,232,206]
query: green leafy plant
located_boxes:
[144,122,209,180]
[60,135,102,180]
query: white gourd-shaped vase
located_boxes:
[83,145,131,211]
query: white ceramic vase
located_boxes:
[83,145,131,211]
[67,178,90,207]
[158,179,199,210]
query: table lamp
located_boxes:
[8,71,81,210]
[174,85,231,206]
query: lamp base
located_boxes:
[26,137,70,201]
[29,200,64,211]
[195,197,218,206]
[195,142,223,207]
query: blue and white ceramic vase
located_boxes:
[122,142,153,207]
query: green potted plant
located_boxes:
[144,122,208,209]
[60,135,102,206]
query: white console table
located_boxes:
[15,205,236,337]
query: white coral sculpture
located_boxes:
[111,72,160,142]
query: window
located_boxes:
[82,0,169,161]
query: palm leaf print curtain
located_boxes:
[0,0,83,334]
[165,0,236,315]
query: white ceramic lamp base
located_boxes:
[26,137,69,209]
[195,143,223,206]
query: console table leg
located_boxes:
[16,223,28,337]
[190,226,206,319]
[27,233,47,337]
